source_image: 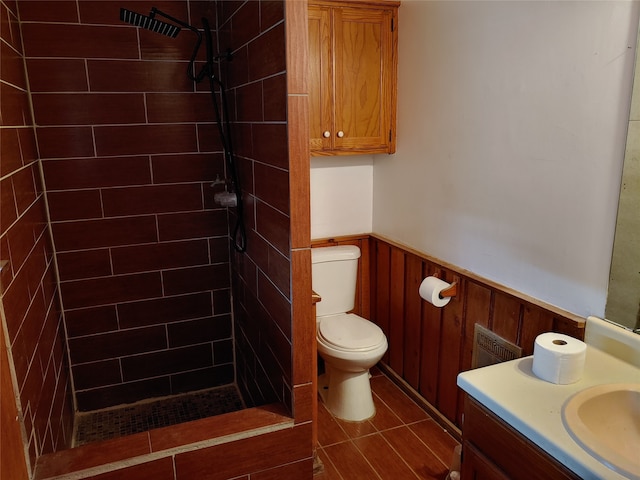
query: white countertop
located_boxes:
[457,345,640,480]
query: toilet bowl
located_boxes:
[317,313,388,421]
[312,245,389,422]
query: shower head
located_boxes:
[119,7,180,38]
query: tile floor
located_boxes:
[73,385,244,446]
[315,368,461,480]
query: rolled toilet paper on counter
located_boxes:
[419,276,453,307]
[532,332,586,385]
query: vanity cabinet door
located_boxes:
[462,396,581,480]
[461,442,510,480]
[309,1,398,156]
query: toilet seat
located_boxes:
[318,313,386,351]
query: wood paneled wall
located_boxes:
[313,234,585,428]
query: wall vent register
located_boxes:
[472,324,523,369]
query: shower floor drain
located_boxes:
[73,384,244,446]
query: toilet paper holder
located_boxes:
[432,273,458,299]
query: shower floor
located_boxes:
[73,385,245,446]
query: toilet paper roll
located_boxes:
[532,332,586,385]
[419,276,453,307]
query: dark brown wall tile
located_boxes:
[252,123,289,169]
[229,1,260,51]
[61,272,163,309]
[17,1,80,22]
[141,34,205,64]
[236,81,263,122]
[47,190,103,221]
[72,360,122,390]
[87,59,194,92]
[21,23,139,58]
[94,124,198,156]
[157,210,228,241]
[69,325,166,364]
[167,315,232,347]
[36,127,95,159]
[196,123,224,152]
[2,2,22,50]
[32,93,146,126]
[52,216,158,251]
[248,23,286,82]
[111,240,209,274]
[121,344,213,381]
[162,264,230,295]
[152,152,222,183]
[64,305,119,338]
[255,201,289,256]
[78,1,189,26]
[117,292,212,328]
[0,128,23,177]
[1,177,18,233]
[171,363,233,393]
[76,377,171,411]
[26,59,88,92]
[57,249,112,281]
[263,74,287,121]
[1,82,32,126]
[254,162,289,214]
[260,1,285,32]
[1,39,27,88]
[42,156,152,190]
[18,128,38,165]
[101,184,203,216]
[146,92,216,123]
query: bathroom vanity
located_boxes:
[457,317,640,480]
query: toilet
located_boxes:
[312,245,388,421]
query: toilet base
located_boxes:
[318,368,375,422]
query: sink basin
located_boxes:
[562,383,640,479]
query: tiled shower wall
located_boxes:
[0,0,74,471]
[19,0,235,411]
[215,1,295,408]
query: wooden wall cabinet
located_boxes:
[309,0,399,156]
[461,396,581,480]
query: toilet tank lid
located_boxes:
[311,245,361,264]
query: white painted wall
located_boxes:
[310,156,373,239]
[309,1,639,318]
[373,1,639,317]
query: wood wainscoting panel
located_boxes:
[314,234,587,429]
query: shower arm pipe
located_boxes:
[150,7,206,82]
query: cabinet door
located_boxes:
[333,7,394,152]
[461,442,511,480]
[309,5,333,152]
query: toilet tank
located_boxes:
[311,245,361,317]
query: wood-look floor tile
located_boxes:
[322,441,381,480]
[352,434,419,480]
[368,393,404,432]
[335,416,377,439]
[382,426,449,480]
[370,376,429,424]
[315,448,343,480]
[317,401,349,446]
[408,420,460,467]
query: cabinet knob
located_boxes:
[323,131,331,138]
[337,131,344,138]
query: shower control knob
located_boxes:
[337,131,344,138]
[323,131,330,138]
